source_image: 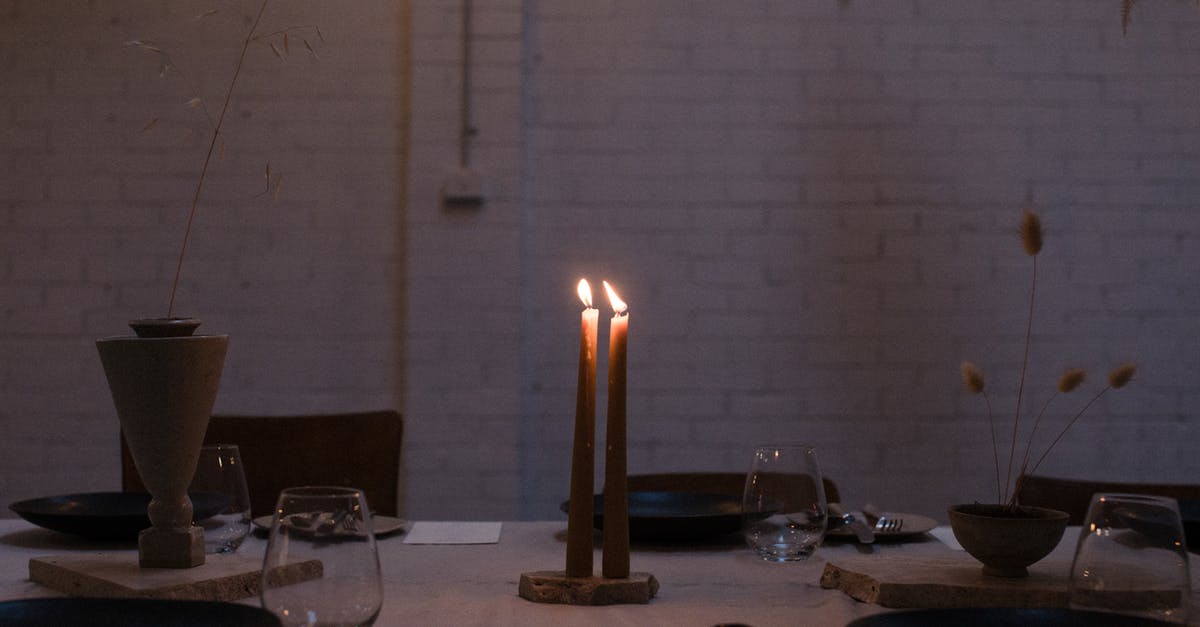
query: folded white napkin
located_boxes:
[402,521,502,544]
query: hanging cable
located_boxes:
[459,0,474,169]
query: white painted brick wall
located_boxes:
[3,0,1198,524]
[1,0,403,508]
[514,0,1200,520]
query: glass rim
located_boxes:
[200,443,240,451]
[1091,492,1182,508]
[751,443,817,453]
[278,485,365,497]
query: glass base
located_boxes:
[754,543,816,562]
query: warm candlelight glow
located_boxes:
[567,278,599,578]
[602,278,630,578]
[602,281,626,314]
[577,279,593,308]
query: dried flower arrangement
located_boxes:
[126,0,323,318]
[960,210,1136,508]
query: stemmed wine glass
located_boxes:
[261,486,383,626]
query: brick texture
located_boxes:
[0,0,404,511]
[2,0,1197,523]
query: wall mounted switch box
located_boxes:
[442,168,485,206]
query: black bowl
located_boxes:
[1179,498,1199,554]
[846,607,1175,626]
[0,598,280,627]
[9,492,230,541]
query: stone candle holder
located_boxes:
[518,569,659,605]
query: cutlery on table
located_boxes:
[828,502,875,544]
[875,517,902,533]
[863,504,903,533]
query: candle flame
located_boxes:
[577,279,593,308]
[602,281,627,315]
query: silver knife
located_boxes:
[829,502,875,544]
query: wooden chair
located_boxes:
[626,472,841,506]
[122,410,403,517]
[1016,473,1200,525]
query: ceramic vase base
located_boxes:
[138,526,205,569]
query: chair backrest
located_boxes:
[626,472,842,506]
[1017,473,1200,525]
[122,410,403,517]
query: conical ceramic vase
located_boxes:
[97,322,227,568]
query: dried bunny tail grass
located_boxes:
[1020,209,1043,256]
[1016,362,1136,506]
[1108,363,1137,389]
[961,361,985,393]
[1057,368,1087,393]
[961,360,1001,503]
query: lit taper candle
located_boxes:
[601,280,629,578]
[566,279,598,578]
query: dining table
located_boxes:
[0,517,1196,626]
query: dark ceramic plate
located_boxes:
[826,512,939,540]
[1179,498,1199,554]
[561,491,749,542]
[0,598,280,627]
[8,492,229,541]
[847,607,1175,626]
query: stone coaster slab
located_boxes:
[29,553,320,602]
[819,553,1069,609]
[518,570,659,605]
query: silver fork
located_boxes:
[863,504,903,534]
[874,516,902,533]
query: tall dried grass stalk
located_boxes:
[963,211,1136,508]
[961,362,1000,504]
[130,1,323,317]
[167,0,271,318]
[1122,0,1137,35]
[1008,364,1137,506]
[1005,210,1043,502]
[1019,209,1043,256]
[1012,368,1086,502]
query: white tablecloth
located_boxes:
[0,519,1194,626]
[0,519,900,626]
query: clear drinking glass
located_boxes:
[261,486,383,627]
[190,444,252,554]
[741,444,827,562]
[1069,493,1191,624]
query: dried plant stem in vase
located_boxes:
[95,1,323,572]
[950,209,1137,577]
[126,0,324,321]
[960,210,1136,508]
